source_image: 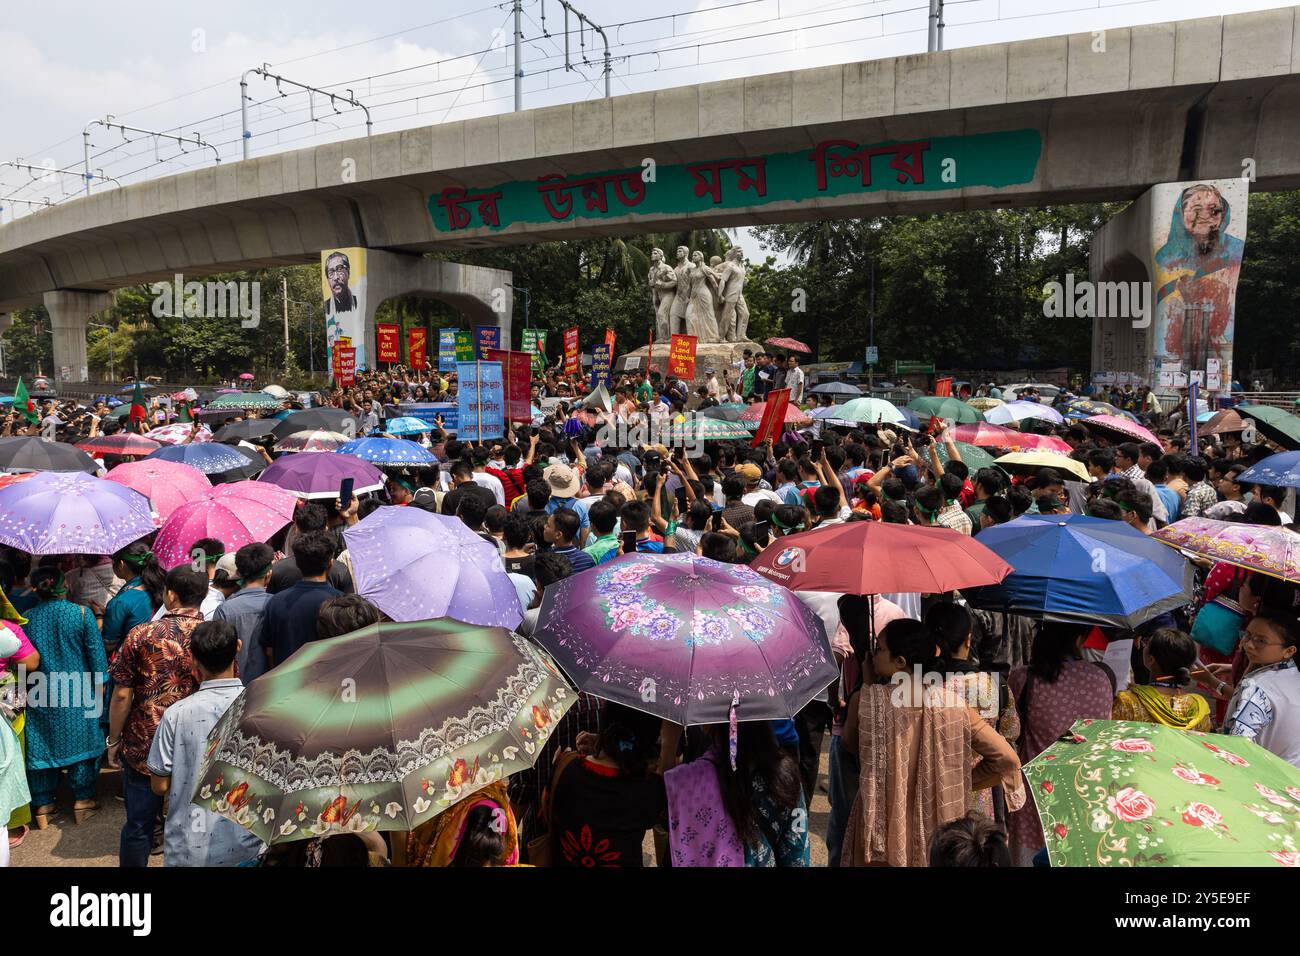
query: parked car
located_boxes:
[1001,382,1062,402]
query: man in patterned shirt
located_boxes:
[107,565,207,867]
[1180,456,1218,518]
[935,473,973,535]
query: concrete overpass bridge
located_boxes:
[2,5,1299,380]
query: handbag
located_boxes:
[525,750,582,867]
[1190,568,1247,657]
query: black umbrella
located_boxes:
[0,437,98,474]
[271,408,359,440]
[211,445,268,483]
[213,419,278,442]
[810,382,862,397]
[699,405,745,423]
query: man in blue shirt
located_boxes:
[620,499,667,553]
[543,462,591,545]
[264,532,341,669]
[544,508,595,574]
[213,542,274,684]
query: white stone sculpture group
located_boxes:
[648,245,750,344]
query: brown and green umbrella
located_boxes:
[1238,403,1300,450]
[192,619,576,845]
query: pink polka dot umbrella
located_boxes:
[0,471,154,555]
[154,480,298,569]
[104,459,213,524]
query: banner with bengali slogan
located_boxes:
[457,361,505,441]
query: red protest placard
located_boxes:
[751,387,790,448]
[563,327,580,376]
[408,329,428,370]
[604,328,616,356]
[668,334,697,380]
[934,377,953,397]
[377,324,401,363]
[336,347,357,387]
[486,348,533,422]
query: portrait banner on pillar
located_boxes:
[668,334,697,380]
[455,331,475,363]
[457,361,505,441]
[1150,179,1247,394]
[408,328,428,370]
[486,348,533,422]
[475,325,502,359]
[377,323,401,364]
[751,388,791,449]
[590,344,613,390]
[322,247,368,374]
[438,329,458,373]
[563,327,580,376]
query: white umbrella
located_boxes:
[985,400,1065,426]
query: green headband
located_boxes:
[119,550,153,566]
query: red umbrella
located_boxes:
[239,373,255,381]
[1084,414,1158,446]
[750,521,1012,595]
[948,423,1072,454]
[765,337,812,353]
[0,472,35,492]
[76,434,162,458]
[740,403,812,426]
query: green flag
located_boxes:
[12,377,37,424]
[129,381,147,427]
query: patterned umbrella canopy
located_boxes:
[343,506,522,627]
[966,397,1006,411]
[1083,414,1159,446]
[337,437,438,466]
[994,451,1091,483]
[949,423,1071,453]
[764,337,811,353]
[532,553,837,725]
[935,440,997,471]
[1062,398,1140,423]
[153,480,297,569]
[104,458,212,524]
[193,619,575,845]
[1153,517,1300,583]
[668,417,753,441]
[1238,451,1300,489]
[825,397,905,426]
[739,403,812,428]
[907,396,985,424]
[382,417,434,436]
[147,442,264,479]
[76,433,161,458]
[984,400,1065,426]
[208,391,283,410]
[1024,719,1300,867]
[257,452,384,500]
[0,471,154,555]
[145,423,213,445]
[275,430,351,453]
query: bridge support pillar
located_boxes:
[43,290,111,384]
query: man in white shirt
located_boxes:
[786,355,806,404]
[737,462,782,508]
[151,539,224,622]
[470,447,506,506]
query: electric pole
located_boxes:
[283,275,291,373]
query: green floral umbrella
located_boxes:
[1024,719,1300,867]
[670,417,752,441]
[907,396,985,424]
[192,619,576,845]
[207,391,284,411]
[936,440,997,471]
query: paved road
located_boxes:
[13,743,831,868]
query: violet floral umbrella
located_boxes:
[0,471,154,555]
[154,480,298,569]
[343,506,522,628]
[531,552,837,725]
[258,452,385,500]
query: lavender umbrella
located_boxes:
[531,552,837,725]
[258,452,385,500]
[0,471,154,555]
[342,506,522,628]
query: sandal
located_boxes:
[32,804,58,829]
[73,800,99,825]
[8,825,27,849]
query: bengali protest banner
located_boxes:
[399,402,458,431]
[438,328,458,373]
[591,344,613,390]
[751,387,790,448]
[336,346,357,387]
[668,334,697,380]
[522,328,548,372]
[457,361,505,441]
[486,348,533,423]
[455,331,475,363]
[407,329,428,370]
[563,327,580,376]
[475,325,502,359]
[377,324,401,364]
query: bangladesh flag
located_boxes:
[129,381,147,428]
[12,377,37,424]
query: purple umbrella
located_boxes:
[531,552,837,725]
[0,471,154,555]
[342,506,522,628]
[257,452,385,500]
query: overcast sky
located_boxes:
[2,0,1292,259]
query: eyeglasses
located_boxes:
[1241,632,1286,649]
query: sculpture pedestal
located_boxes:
[616,340,761,386]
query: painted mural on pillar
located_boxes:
[426,129,1043,235]
[1151,180,1247,394]
[321,247,368,374]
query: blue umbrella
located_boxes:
[146,442,265,478]
[962,514,1193,627]
[337,438,436,466]
[1238,451,1300,489]
[381,416,433,436]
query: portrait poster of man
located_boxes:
[322,247,368,373]
[1151,180,1246,388]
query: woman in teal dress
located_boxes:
[23,568,107,828]
[102,543,163,656]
